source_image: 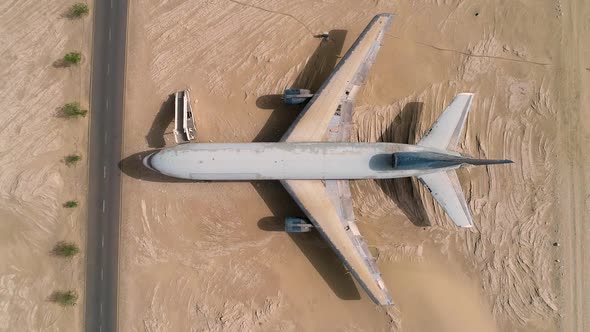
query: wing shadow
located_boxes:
[373,102,431,227]
[253,30,348,142]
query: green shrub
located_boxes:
[64,200,79,208]
[65,154,81,166]
[52,290,78,306]
[61,102,88,118]
[63,52,81,65]
[53,241,80,257]
[69,3,89,18]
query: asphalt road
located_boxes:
[85,0,128,331]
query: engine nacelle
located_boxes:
[283,89,314,105]
[284,217,313,233]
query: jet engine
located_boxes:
[283,89,314,105]
[284,217,313,233]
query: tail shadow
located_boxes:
[373,102,431,227]
[254,30,348,142]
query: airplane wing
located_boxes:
[281,13,394,142]
[282,179,393,305]
[417,170,474,227]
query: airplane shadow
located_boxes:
[119,150,195,183]
[374,102,431,227]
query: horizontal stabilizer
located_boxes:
[418,170,474,228]
[418,93,474,151]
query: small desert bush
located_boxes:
[61,102,88,118]
[53,241,80,257]
[65,154,81,166]
[51,290,78,306]
[64,200,79,208]
[63,52,82,65]
[69,3,89,18]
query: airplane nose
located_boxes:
[142,152,158,172]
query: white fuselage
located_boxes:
[145,142,460,180]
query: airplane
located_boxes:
[142,13,512,306]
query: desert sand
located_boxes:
[0,1,91,331]
[120,0,589,331]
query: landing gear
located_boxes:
[283,89,314,105]
[285,217,313,233]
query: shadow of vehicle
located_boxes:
[372,102,431,227]
[253,30,348,142]
[145,94,175,148]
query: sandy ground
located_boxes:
[120,0,588,331]
[0,1,91,331]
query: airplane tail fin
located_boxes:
[460,158,513,166]
[392,151,513,170]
